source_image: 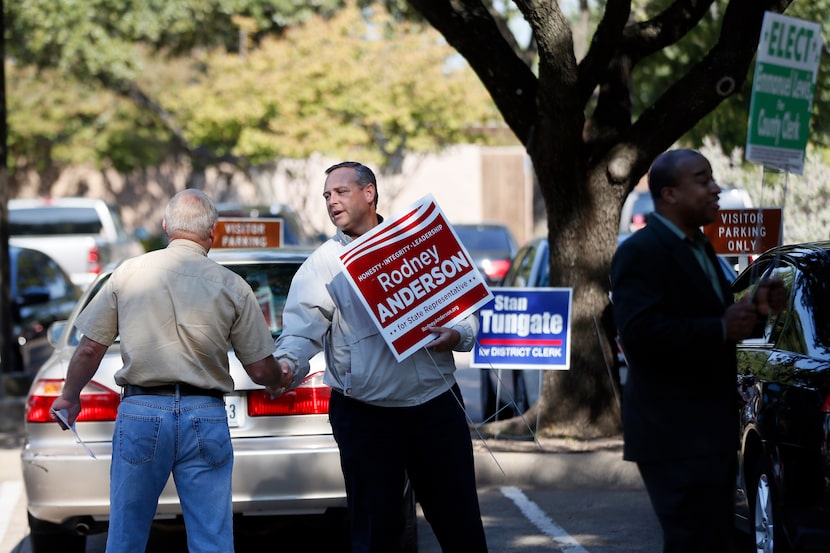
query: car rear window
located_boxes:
[69,261,301,346]
[229,263,300,337]
[10,207,103,235]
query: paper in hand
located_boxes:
[51,408,97,459]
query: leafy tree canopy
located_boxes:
[5,0,501,177]
[7,0,341,79]
[157,5,502,169]
[621,0,830,152]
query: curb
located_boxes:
[471,437,643,489]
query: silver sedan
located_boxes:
[20,247,352,552]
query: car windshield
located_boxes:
[10,207,103,235]
[228,263,298,337]
[454,226,512,252]
[68,262,300,346]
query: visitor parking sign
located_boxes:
[471,288,572,370]
[746,12,823,174]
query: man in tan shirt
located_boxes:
[50,189,291,553]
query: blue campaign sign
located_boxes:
[471,287,572,370]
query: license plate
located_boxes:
[225,395,243,428]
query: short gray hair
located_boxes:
[164,189,218,240]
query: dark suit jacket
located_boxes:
[610,216,736,463]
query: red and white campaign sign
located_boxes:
[339,194,493,361]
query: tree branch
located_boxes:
[407,0,538,145]
[613,0,794,186]
[96,72,242,168]
[584,0,717,158]
[621,0,717,63]
[577,0,630,102]
[484,2,536,67]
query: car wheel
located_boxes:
[481,370,528,421]
[751,459,791,553]
[27,513,86,553]
[480,370,498,422]
[2,343,24,373]
[512,371,529,415]
[322,507,351,551]
[400,478,418,553]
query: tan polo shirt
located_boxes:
[75,239,275,393]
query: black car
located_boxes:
[453,222,518,286]
[732,241,830,552]
[2,246,81,383]
[479,237,548,421]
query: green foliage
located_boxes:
[5,0,500,175]
[6,63,172,173]
[151,3,501,168]
[699,137,830,244]
[630,0,830,151]
[6,0,341,77]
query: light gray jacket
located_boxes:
[275,229,478,407]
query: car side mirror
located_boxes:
[47,321,68,348]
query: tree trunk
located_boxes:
[409,0,793,440]
[490,155,626,438]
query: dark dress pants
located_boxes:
[329,385,488,553]
[637,454,736,553]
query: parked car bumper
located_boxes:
[22,433,345,526]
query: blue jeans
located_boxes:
[105,393,233,553]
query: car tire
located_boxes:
[512,371,529,415]
[3,343,24,373]
[750,458,791,553]
[480,370,499,422]
[481,370,529,421]
[27,513,86,553]
[322,507,351,551]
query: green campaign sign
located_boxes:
[746,12,823,175]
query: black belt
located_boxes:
[123,384,225,399]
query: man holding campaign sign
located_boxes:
[274,161,489,553]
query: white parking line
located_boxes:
[500,486,590,553]
[0,481,24,545]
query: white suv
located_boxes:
[618,187,754,241]
[9,197,145,289]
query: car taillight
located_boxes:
[247,371,330,416]
[88,245,101,275]
[482,259,511,282]
[26,379,120,423]
[822,393,830,414]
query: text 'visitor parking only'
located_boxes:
[703,208,782,255]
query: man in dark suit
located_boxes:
[610,149,783,552]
